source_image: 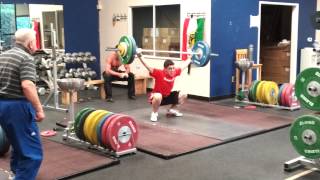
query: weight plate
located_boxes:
[278,83,287,105]
[264,81,279,105]
[74,108,94,133]
[248,83,254,101]
[96,112,114,147]
[106,114,138,152]
[76,109,95,140]
[252,80,261,102]
[127,36,137,64]
[261,81,269,103]
[256,81,266,103]
[284,84,293,107]
[295,68,320,111]
[118,36,133,64]
[87,110,109,145]
[290,90,300,107]
[191,41,210,67]
[281,83,289,106]
[290,115,320,159]
[101,114,119,148]
[248,82,256,102]
[83,110,106,143]
[236,90,245,101]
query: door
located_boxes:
[258,2,299,84]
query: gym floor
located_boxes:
[39,87,319,180]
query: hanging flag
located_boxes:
[182,17,190,60]
[195,17,205,42]
[187,17,198,49]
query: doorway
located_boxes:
[258,2,299,84]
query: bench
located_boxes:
[61,75,153,105]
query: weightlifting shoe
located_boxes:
[150,112,158,122]
[167,109,183,117]
[128,96,136,100]
[106,97,114,103]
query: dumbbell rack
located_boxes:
[60,83,137,157]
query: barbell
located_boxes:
[105,35,219,67]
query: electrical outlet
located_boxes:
[231,76,235,82]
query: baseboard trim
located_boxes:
[116,86,234,101]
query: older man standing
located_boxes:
[0,28,45,179]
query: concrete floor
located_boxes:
[37,88,319,180]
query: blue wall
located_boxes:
[2,0,100,76]
[211,0,317,98]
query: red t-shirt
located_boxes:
[150,68,182,97]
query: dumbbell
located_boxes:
[76,57,83,63]
[37,87,46,96]
[64,72,73,78]
[69,68,76,74]
[88,71,97,79]
[63,56,72,63]
[81,71,90,79]
[76,68,84,72]
[84,52,92,57]
[73,71,82,78]
[89,56,96,62]
[71,52,78,57]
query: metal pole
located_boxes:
[51,23,59,109]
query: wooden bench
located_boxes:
[61,75,152,105]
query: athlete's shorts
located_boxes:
[148,91,179,106]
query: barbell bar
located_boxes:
[105,35,219,67]
[121,48,219,57]
[141,55,181,61]
[105,47,217,56]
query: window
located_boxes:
[132,4,180,58]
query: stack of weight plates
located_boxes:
[290,68,320,159]
[117,36,137,65]
[277,83,299,107]
[74,108,139,152]
[248,80,279,105]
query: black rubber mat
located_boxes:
[125,100,293,159]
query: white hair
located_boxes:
[14,28,36,46]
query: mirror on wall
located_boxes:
[0,4,64,51]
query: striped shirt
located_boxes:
[0,44,36,98]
